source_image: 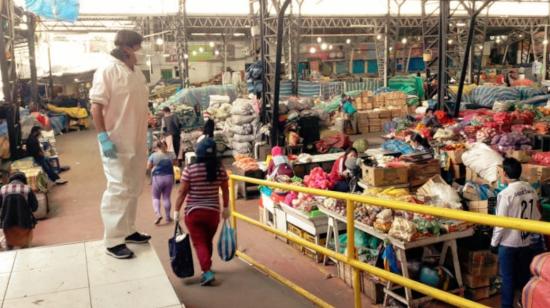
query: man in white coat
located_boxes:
[90,30,151,259]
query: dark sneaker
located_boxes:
[59,166,71,173]
[200,271,215,286]
[125,232,151,244]
[106,244,134,259]
[154,217,162,225]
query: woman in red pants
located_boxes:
[173,138,229,286]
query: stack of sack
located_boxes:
[206,95,233,154]
[227,98,258,155]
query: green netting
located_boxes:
[388,75,424,101]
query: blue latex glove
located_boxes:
[98,132,117,158]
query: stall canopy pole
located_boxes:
[27,13,39,106]
[454,0,493,117]
[271,0,291,147]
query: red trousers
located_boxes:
[185,209,220,272]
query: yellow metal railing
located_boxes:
[228,174,550,308]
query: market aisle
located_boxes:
[30,128,354,308]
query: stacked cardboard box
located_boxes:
[405,159,441,187]
[337,262,385,304]
[361,164,409,187]
[461,249,499,301]
[353,91,408,119]
[357,111,370,133]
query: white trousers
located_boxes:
[101,152,146,248]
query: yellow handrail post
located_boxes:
[229,177,237,231]
[346,199,362,308]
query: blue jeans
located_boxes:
[498,245,537,308]
[34,156,59,181]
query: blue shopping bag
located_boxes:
[217,219,236,262]
[168,222,194,278]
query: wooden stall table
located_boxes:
[318,206,474,308]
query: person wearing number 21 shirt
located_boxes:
[491,158,543,308]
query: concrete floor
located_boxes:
[21,128,501,308]
[28,128,357,308]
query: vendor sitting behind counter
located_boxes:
[266,146,294,179]
[329,147,359,192]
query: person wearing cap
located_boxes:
[173,138,230,286]
[0,172,39,249]
[90,30,151,259]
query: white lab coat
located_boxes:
[90,56,149,248]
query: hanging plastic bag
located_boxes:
[382,243,401,274]
[168,222,194,278]
[218,219,236,261]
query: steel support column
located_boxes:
[26,13,38,105]
[271,0,291,146]
[454,0,494,116]
[437,0,449,109]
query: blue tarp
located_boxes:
[25,0,79,22]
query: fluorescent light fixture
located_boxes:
[214,49,220,55]
[192,51,197,56]
[74,78,79,82]
[544,39,549,45]
[448,39,453,45]
[309,47,317,54]
[155,37,164,45]
[401,38,407,44]
[456,22,466,27]
[233,33,245,37]
[478,45,483,50]
[346,38,351,44]
[209,41,215,47]
[198,47,204,53]
[183,53,189,59]
[317,37,322,43]
[321,43,328,50]
[389,47,393,51]
[376,34,382,40]
[145,59,151,66]
[328,45,333,50]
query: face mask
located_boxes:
[134,51,146,64]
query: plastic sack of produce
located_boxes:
[462,142,503,183]
[231,114,257,125]
[217,220,236,262]
[382,139,414,155]
[533,152,550,166]
[382,244,401,274]
[388,217,417,242]
[523,253,550,308]
[304,167,333,189]
[231,99,254,115]
[490,132,532,153]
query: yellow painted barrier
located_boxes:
[228,174,550,308]
[232,211,486,308]
[230,174,550,235]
